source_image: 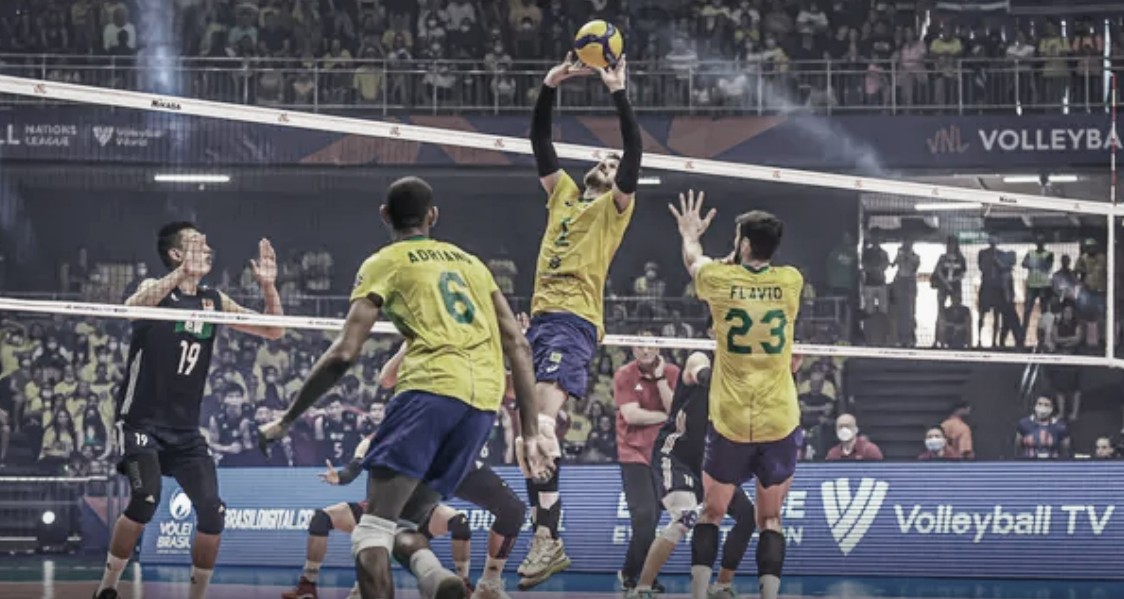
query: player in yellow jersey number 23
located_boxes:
[668,190,804,599]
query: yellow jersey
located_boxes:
[531,171,634,339]
[695,261,803,443]
[351,237,505,413]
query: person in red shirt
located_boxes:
[613,330,679,588]
[918,426,962,460]
[825,414,883,461]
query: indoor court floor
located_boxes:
[0,558,1121,599]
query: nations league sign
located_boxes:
[141,462,1123,579]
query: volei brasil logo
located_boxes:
[820,478,1115,555]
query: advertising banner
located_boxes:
[141,462,1124,579]
[0,108,1113,172]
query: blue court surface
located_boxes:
[1,558,1121,599]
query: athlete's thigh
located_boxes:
[699,472,737,521]
[749,428,802,490]
[167,436,221,507]
[453,462,517,513]
[115,423,164,476]
[398,483,443,528]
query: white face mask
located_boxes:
[925,437,945,453]
[836,427,856,443]
[1034,406,1053,420]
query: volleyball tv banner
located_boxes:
[140,462,1124,579]
[0,108,1113,170]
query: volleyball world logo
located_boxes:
[821,477,889,555]
[169,489,194,521]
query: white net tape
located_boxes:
[0,74,1118,370]
[0,297,1119,369]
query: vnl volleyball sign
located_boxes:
[141,463,1124,579]
[924,116,1119,160]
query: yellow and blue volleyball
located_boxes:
[573,20,624,69]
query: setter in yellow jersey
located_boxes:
[669,190,803,599]
[518,53,642,589]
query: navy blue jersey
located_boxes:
[117,287,223,430]
[323,413,362,463]
[653,357,711,472]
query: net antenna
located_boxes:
[1109,72,1118,358]
[0,74,1119,369]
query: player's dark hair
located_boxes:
[636,326,658,336]
[157,221,198,270]
[736,211,784,261]
[385,176,433,231]
[606,152,621,162]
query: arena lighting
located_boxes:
[914,202,984,211]
[153,173,231,184]
[637,176,661,186]
[36,509,70,553]
[1001,174,1078,184]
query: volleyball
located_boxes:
[573,20,624,69]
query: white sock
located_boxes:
[97,553,128,593]
[690,565,713,599]
[714,580,732,590]
[636,584,653,592]
[303,560,321,583]
[454,559,470,579]
[759,574,781,599]
[410,548,444,581]
[481,556,506,581]
[188,567,213,599]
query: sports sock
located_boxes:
[454,559,470,579]
[482,556,506,581]
[410,548,444,581]
[690,565,712,599]
[303,560,321,583]
[97,553,128,593]
[187,566,213,599]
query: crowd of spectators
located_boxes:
[0,0,1120,111]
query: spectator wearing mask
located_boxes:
[796,2,829,35]
[1016,396,1069,459]
[941,402,974,459]
[1093,436,1117,459]
[1023,235,1054,324]
[613,331,677,586]
[918,426,961,460]
[826,413,883,461]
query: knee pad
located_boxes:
[490,495,526,539]
[352,514,397,557]
[447,513,471,542]
[659,519,692,545]
[122,457,161,525]
[195,500,227,535]
[691,522,719,568]
[662,491,699,523]
[309,509,333,537]
[124,491,159,525]
[756,529,786,578]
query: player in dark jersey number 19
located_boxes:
[95,223,285,599]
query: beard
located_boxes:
[584,169,611,191]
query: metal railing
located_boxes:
[1,53,1120,115]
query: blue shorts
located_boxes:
[703,426,802,489]
[526,312,597,400]
[361,391,496,498]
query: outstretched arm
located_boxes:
[378,340,409,389]
[669,189,717,278]
[598,58,640,213]
[533,53,592,195]
[258,295,380,449]
[221,239,284,340]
